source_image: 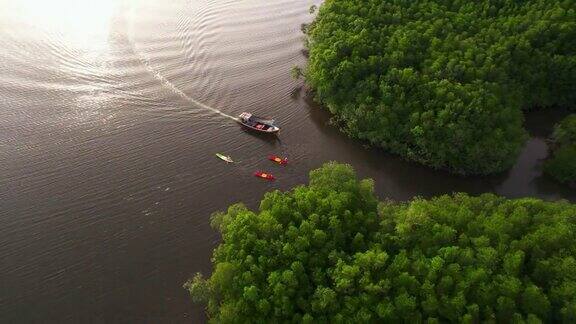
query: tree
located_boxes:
[186,162,576,323]
[304,0,576,175]
[551,115,576,149]
[545,114,576,186]
[291,65,303,80]
[309,5,317,14]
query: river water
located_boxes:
[0,0,574,322]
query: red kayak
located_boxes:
[254,171,275,180]
[268,155,288,165]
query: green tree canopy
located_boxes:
[305,0,576,175]
[186,162,576,323]
[551,115,576,149]
[545,114,576,186]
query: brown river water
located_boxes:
[1,0,574,322]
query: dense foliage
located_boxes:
[545,114,576,185]
[186,162,576,323]
[305,0,576,174]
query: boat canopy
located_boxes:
[239,112,252,120]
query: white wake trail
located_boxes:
[140,56,238,121]
[128,6,238,121]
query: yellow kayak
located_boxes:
[216,153,233,163]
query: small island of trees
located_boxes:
[186,162,576,323]
[304,0,576,175]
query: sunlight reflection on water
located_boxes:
[1,0,116,54]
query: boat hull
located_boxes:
[216,153,233,163]
[268,155,288,165]
[237,120,280,134]
[254,171,275,180]
[237,112,280,134]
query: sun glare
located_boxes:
[5,0,117,51]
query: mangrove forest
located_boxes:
[305,0,576,174]
[186,162,576,323]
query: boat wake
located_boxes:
[139,55,238,121]
[128,8,238,122]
